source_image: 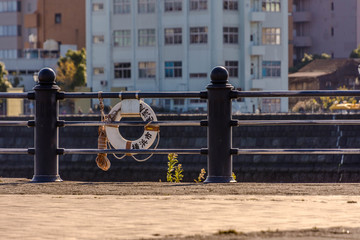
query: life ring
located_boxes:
[105,99,159,154]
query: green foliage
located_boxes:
[167,153,183,183]
[292,99,321,113]
[56,48,86,91]
[350,45,360,58]
[194,168,206,183]
[0,61,12,92]
[320,86,356,111]
[9,72,23,88]
[232,172,237,181]
[174,164,184,183]
[289,53,331,73]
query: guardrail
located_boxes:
[1,66,360,183]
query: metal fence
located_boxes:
[2,66,360,183]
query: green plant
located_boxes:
[167,153,183,183]
[174,164,183,183]
[232,172,236,181]
[292,98,321,113]
[194,168,206,183]
[320,86,356,111]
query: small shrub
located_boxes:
[232,172,236,181]
[194,168,206,183]
[167,153,183,183]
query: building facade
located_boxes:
[0,0,85,92]
[292,0,360,63]
[86,0,288,112]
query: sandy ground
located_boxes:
[1,178,360,240]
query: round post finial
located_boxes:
[38,67,56,85]
[210,66,229,84]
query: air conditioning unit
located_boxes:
[100,80,107,86]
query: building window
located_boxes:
[262,28,281,45]
[0,1,18,12]
[262,0,280,12]
[114,62,131,78]
[262,98,281,113]
[138,0,155,13]
[138,62,156,78]
[262,61,281,77]
[92,3,104,11]
[164,28,182,45]
[190,0,207,10]
[138,29,155,46]
[173,99,185,105]
[165,61,182,78]
[114,0,131,14]
[189,73,207,78]
[190,27,208,44]
[331,2,334,10]
[55,13,61,24]
[223,0,238,10]
[0,25,20,36]
[93,35,104,43]
[164,0,182,12]
[114,30,131,47]
[331,27,334,36]
[0,49,18,59]
[93,67,105,75]
[225,61,238,77]
[223,27,238,44]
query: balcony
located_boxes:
[250,45,265,55]
[250,11,265,22]
[293,11,311,22]
[23,49,60,59]
[24,13,39,28]
[293,36,312,47]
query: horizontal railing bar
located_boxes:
[0,92,30,99]
[237,119,360,126]
[63,120,202,127]
[235,148,360,155]
[63,92,204,99]
[0,121,29,127]
[0,148,30,154]
[62,148,204,155]
[235,90,360,98]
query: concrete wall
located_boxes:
[1,114,360,182]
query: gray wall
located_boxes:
[1,113,360,182]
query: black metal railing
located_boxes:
[2,66,360,183]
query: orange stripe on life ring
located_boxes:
[144,125,160,132]
[126,141,132,156]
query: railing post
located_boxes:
[31,68,62,182]
[205,66,236,183]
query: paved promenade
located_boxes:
[1,178,360,240]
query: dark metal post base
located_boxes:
[204,176,236,183]
[31,175,63,183]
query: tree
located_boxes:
[56,48,86,91]
[350,45,360,58]
[289,53,331,73]
[9,72,23,88]
[0,61,12,92]
[320,86,356,111]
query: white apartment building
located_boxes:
[86,0,288,112]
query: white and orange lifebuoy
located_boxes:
[105,99,159,154]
